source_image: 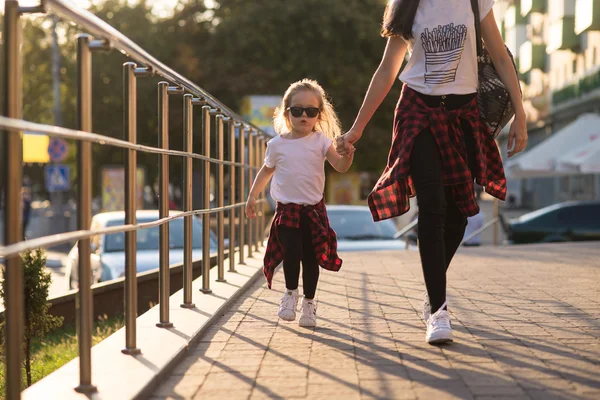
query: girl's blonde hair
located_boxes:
[273,79,342,140]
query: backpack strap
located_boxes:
[471,0,483,57]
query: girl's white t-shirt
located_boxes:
[264,131,332,205]
[398,0,495,95]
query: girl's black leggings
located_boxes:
[278,213,320,299]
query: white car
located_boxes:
[65,210,218,289]
[326,205,410,252]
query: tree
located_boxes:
[171,0,400,173]
[0,249,64,387]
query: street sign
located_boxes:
[47,137,69,163]
[45,164,71,192]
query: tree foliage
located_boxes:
[12,0,401,198]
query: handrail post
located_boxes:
[238,127,247,264]
[216,114,226,282]
[247,129,254,258]
[2,2,24,398]
[228,121,238,272]
[200,105,213,293]
[258,134,266,246]
[493,198,499,246]
[253,133,259,252]
[157,82,173,328]
[181,94,195,308]
[74,34,98,392]
[122,62,142,353]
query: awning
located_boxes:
[557,136,600,174]
[506,113,600,178]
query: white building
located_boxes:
[494,0,600,209]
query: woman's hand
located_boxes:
[507,114,528,157]
[336,128,363,156]
[245,196,257,219]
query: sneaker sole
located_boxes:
[278,312,296,322]
[298,318,316,327]
[426,330,453,345]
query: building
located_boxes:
[494,0,600,209]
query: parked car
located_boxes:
[326,205,410,252]
[506,201,600,244]
[65,210,218,289]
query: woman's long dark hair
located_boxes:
[381,0,421,40]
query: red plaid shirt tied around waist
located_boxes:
[368,85,507,221]
[263,199,342,289]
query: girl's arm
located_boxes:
[246,164,275,219]
[326,144,354,173]
[337,36,408,153]
[480,9,528,157]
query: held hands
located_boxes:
[245,195,257,219]
[335,128,363,156]
[507,114,528,157]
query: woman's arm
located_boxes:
[326,144,354,173]
[480,9,528,157]
[246,164,275,219]
[337,36,408,154]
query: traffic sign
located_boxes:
[45,164,71,192]
[47,137,69,163]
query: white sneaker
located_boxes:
[422,292,431,321]
[426,301,453,344]
[298,297,317,327]
[278,290,298,321]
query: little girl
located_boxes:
[246,79,354,327]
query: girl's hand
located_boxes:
[336,128,363,156]
[245,196,257,219]
[507,114,528,157]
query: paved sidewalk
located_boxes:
[153,243,600,400]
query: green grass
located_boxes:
[0,315,124,398]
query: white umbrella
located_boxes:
[557,136,600,174]
[506,113,600,177]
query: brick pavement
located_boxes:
[152,242,600,400]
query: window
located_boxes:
[559,205,600,229]
[104,217,217,253]
[327,209,398,240]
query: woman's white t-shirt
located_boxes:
[264,131,332,205]
[398,0,495,95]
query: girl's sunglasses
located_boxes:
[287,106,320,118]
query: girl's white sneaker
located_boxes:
[298,297,317,327]
[278,290,298,321]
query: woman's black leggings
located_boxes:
[278,213,320,299]
[411,121,475,315]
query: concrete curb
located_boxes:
[22,247,266,400]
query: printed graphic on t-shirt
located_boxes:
[421,23,468,84]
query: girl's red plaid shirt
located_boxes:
[263,199,342,289]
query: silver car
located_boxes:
[326,205,410,252]
[65,210,218,289]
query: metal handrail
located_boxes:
[44,0,267,135]
[460,216,500,245]
[393,218,418,239]
[1,1,269,397]
[0,201,268,258]
[0,116,258,169]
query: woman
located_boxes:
[336,0,527,344]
